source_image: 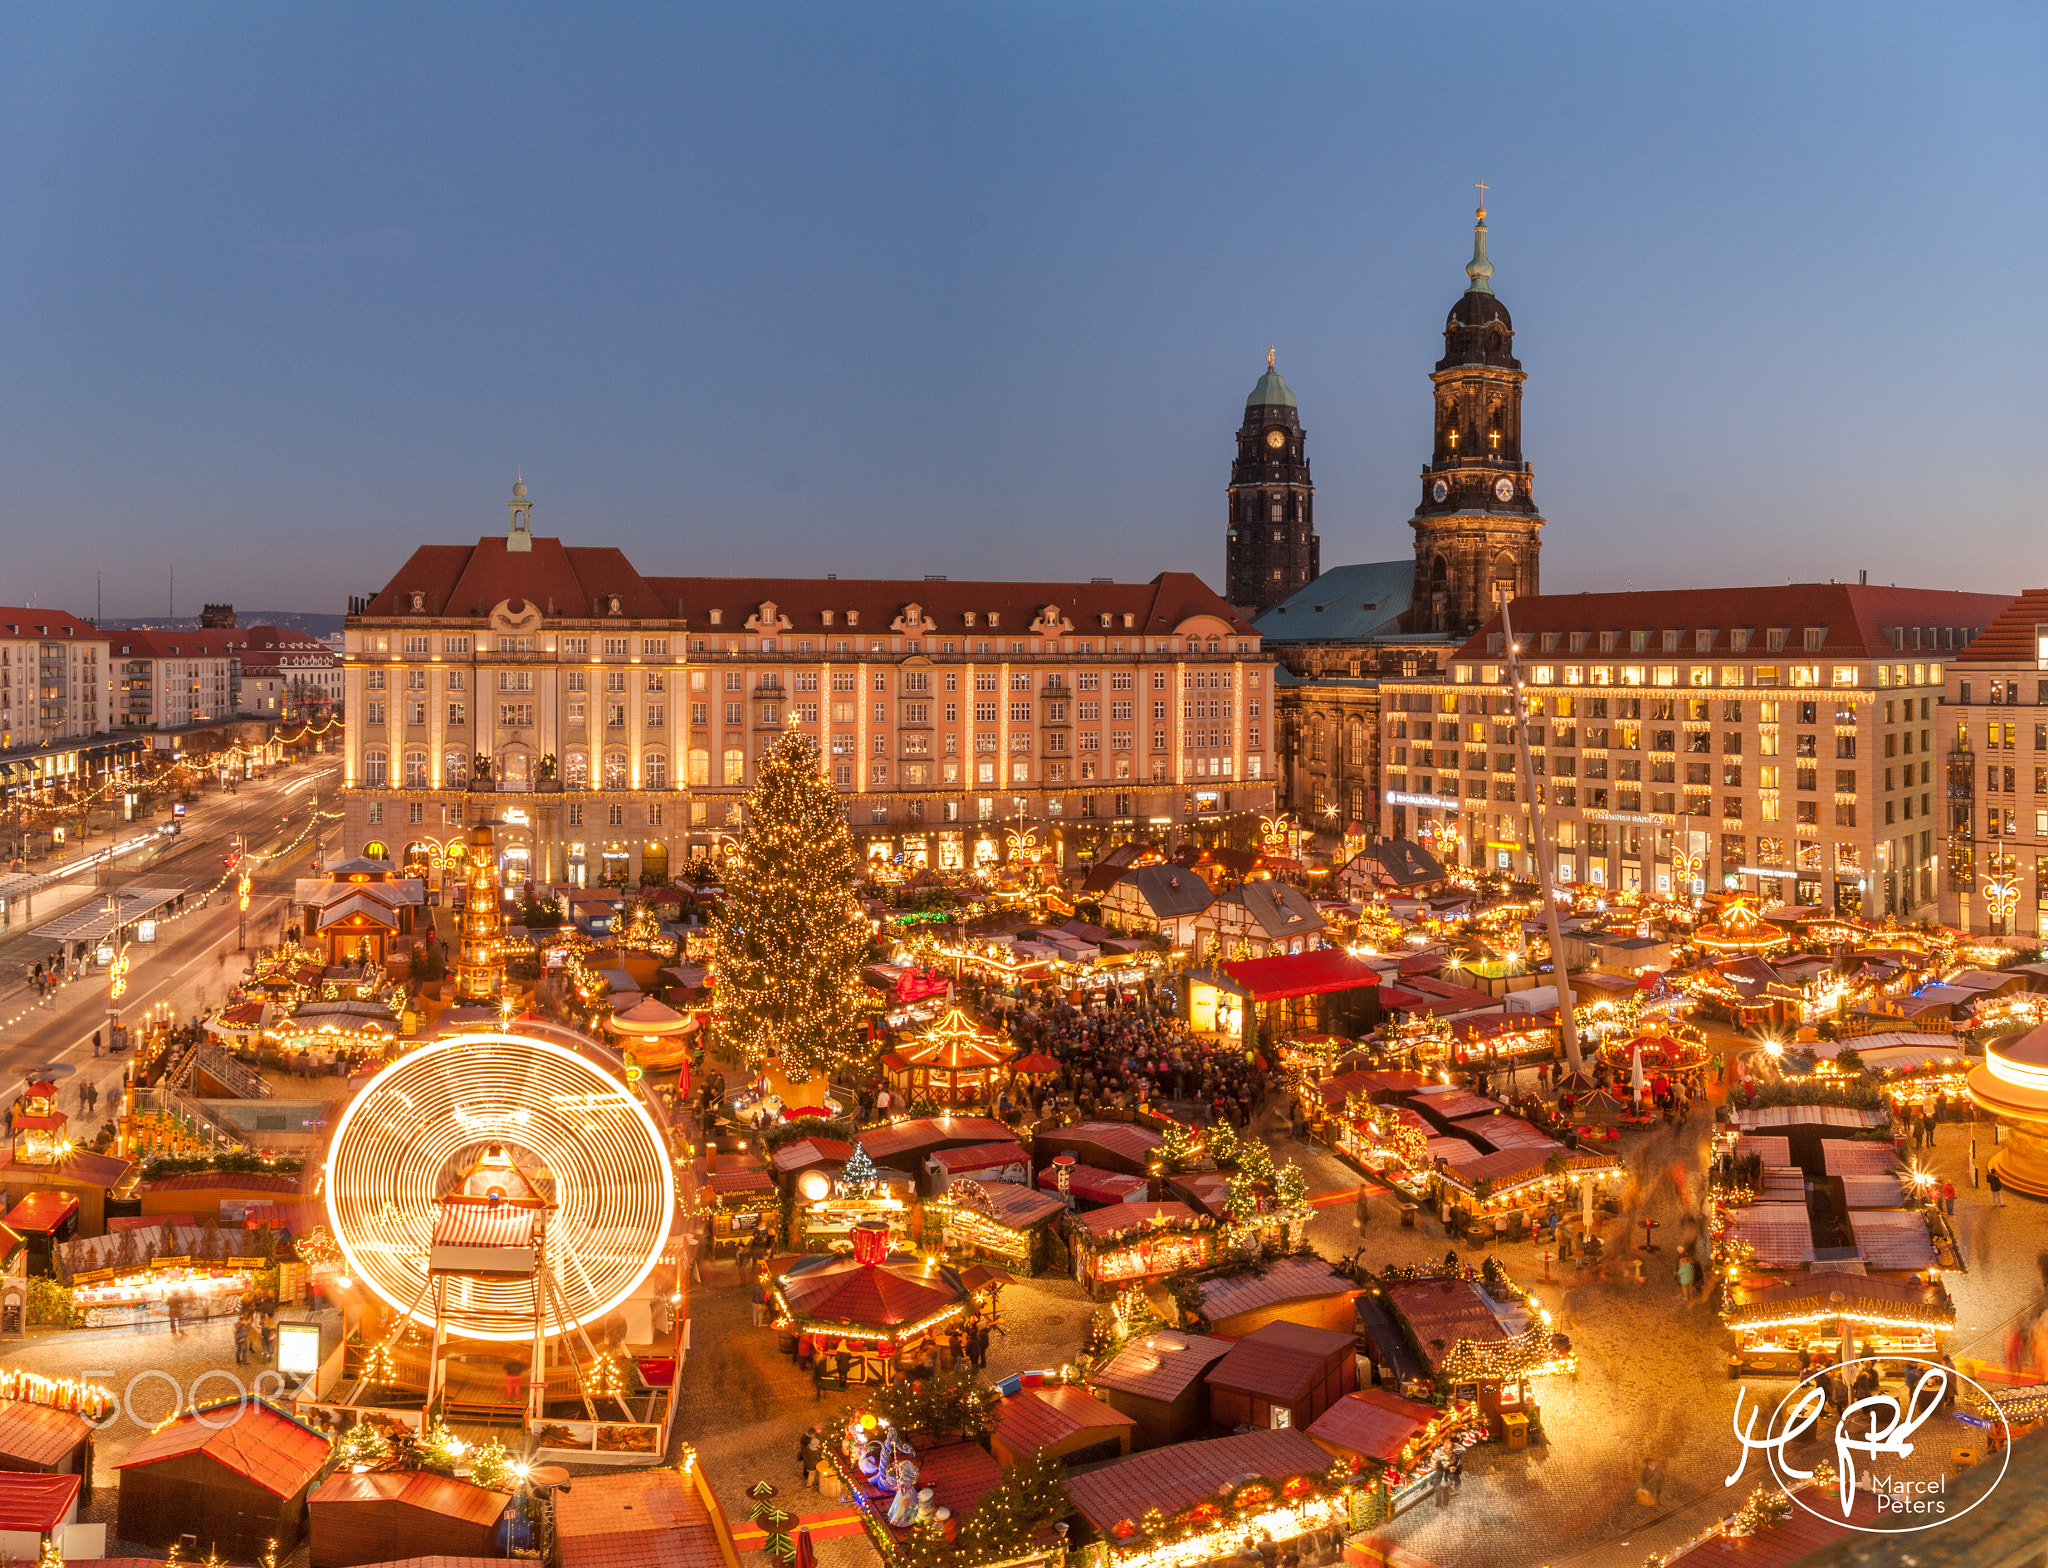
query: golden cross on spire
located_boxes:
[1267,345,1275,370]
[1474,179,1488,218]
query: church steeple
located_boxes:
[1407,200,1544,636]
[1226,352,1317,614]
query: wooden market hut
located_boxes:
[0,1148,130,1239]
[134,1169,305,1220]
[1185,1256,1364,1338]
[310,1471,511,1568]
[989,1384,1137,1467]
[922,1179,1068,1276]
[0,1396,95,1486]
[886,1008,1014,1107]
[0,1472,82,1559]
[857,1117,1019,1182]
[771,1223,970,1385]
[1305,1388,1448,1475]
[116,1398,330,1560]
[922,1141,1031,1197]
[1038,1160,1149,1211]
[554,1465,742,1568]
[1203,1320,1357,1432]
[1086,1330,1234,1451]
[1067,1201,1213,1297]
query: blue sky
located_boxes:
[2,3,2041,617]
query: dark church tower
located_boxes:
[1226,352,1317,614]
[1408,202,1544,635]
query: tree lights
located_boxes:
[713,723,871,1088]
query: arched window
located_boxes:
[564,750,589,789]
[603,750,628,790]
[722,749,745,786]
[644,751,668,789]
[688,749,710,787]
[1347,720,1364,768]
[403,751,427,789]
[364,750,388,787]
[443,750,468,785]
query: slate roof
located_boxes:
[1110,864,1216,920]
[554,1467,728,1568]
[1066,1429,1333,1533]
[118,1399,330,1496]
[1205,1320,1357,1402]
[1088,1331,1235,1402]
[1253,561,1417,645]
[1343,840,1448,890]
[1212,881,1327,940]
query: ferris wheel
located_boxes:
[323,1032,675,1342]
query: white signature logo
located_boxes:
[1725,1356,2011,1534]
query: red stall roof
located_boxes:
[2,1192,77,1235]
[1217,950,1381,1003]
[0,1471,80,1532]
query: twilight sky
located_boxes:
[2,3,2042,620]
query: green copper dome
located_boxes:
[1245,365,1296,408]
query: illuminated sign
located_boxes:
[1584,810,1667,824]
[1387,791,1460,810]
[1734,866,1795,879]
[276,1321,322,1376]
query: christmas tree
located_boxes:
[713,723,871,1088]
[840,1142,878,1198]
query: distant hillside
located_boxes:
[100,610,346,638]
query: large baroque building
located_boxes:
[1377,584,2011,918]
[339,483,1278,885]
[1254,202,1543,830]
[1939,588,2048,939]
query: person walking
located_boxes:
[233,1313,250,1366]
[810,1350,827,1402]
[1969,1138,1979,1189]
[259,1308,275,1360]
[1448,1445,1464,1492]
[1430,1449,1452,1509]
[1677,1255,1697,1303]
[1942,1180,1956,1218]
[92,1030,101,1058]
[1988,1165,2005,1208]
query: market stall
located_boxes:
[1721,1273,1956,1378]
[919,1178,1067,1277]
[705,1166,780,1259]
[769,1221,970,1386]
[1306,1387,1466,1501]
[1067,1201,1214,1298]
[794,1145,916,1254]
[885,1007,1015,1108]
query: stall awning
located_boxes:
[1206,949,1381,1004]
[2,1192,77,1235]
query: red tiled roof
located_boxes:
[0,1472,80,1532]
[993,1385,1137,1458]
[1449,584,2013,662]
[1386,1280,1506,1371]
[3,1192,77,1234]
[965,1184,1066,1229]
[1955,586,2048,664]
[1036,1163,1147,1206]
[311,1470,511,1525]
[1068,1199,1198,1239]
[1204,1320,1355,1402]
[857,1117,1016,1162]
[1035,1121,1164,1171]
[1066,1429,1332,1534]
[118,1399,330,1496]
[0,1399,93,1469]
[1088,1331,1235,1402]
[708,1168,775,1196]
[137,1171,303,1195]
[927,1141,1028,1172]
[1304,1388,1442,1464]
[555,1468,728,1568]
[779,1256,965,1330]
[109,627,240,659]
[1192,1256,1359,1323]
[345,1560,523,1568]
[0,609,104,641]
[1218,950,1380,1002]
[769,1138,854,1173]
[910,1438,1005,1523]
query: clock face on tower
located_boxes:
[1494,477,1515,502]
[1265,428,1286,450]
[1431,480,1448,503]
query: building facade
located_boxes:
[339,484,1278,885]
[0,611,108,753]
[1226,353,1318,616]
[232,625,344,721]
[1377,584,2011,920]
[1939,588,2048,939]
[113,629,237,732]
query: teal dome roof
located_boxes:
[1245,366,1296,408]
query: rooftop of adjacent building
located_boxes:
[1955,585,2048,664]
[0,609,102,641]
[1254,560,1419,644]
[1446,582,2014,663]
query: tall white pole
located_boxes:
[1500,598,1584,1076]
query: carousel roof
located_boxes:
[778,1251,967,1330]
[898,1008,1013,1071]
[1694,898,1790,951]
[606,996,691,1035]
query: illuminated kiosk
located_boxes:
[1969,1023,2048,1198]
[324,1032,676,1441]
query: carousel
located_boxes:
[884,1007,1014,1107]
[769,1221,971,1385]
[1692,895,1791,955]
[603,995,698,1073]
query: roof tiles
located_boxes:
[118,1399,331,1497]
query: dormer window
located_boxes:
[822,610,834,625]
[846,611,859,627]
[708,609,723,626]
[987,613,999,628]
[1122,613,1135,629]
[963,611,976,627]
